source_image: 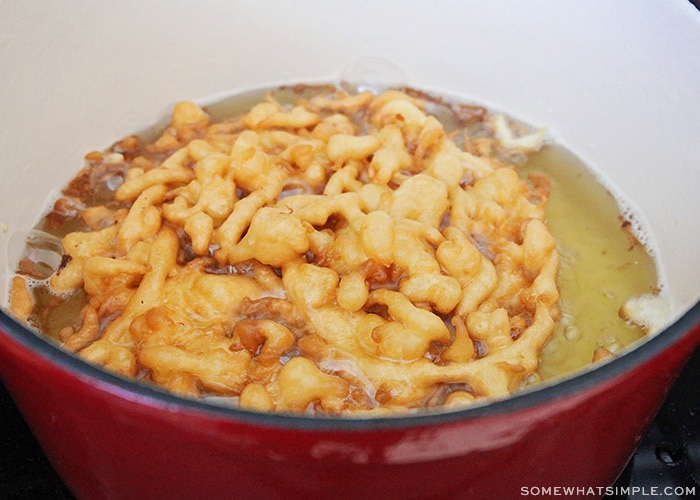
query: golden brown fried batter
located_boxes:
[10,87,558,415]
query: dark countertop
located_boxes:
[1,345,698,499]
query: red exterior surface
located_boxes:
[1,315,699,500]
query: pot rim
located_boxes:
[2,300,699,431]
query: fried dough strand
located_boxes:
[11,87,558,415]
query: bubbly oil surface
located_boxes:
[521,145,658,380]
[14,87,660,391]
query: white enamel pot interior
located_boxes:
[1,1,699,316]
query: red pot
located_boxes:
[1,1,699,498]
[0,308,699,499]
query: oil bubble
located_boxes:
[339,57,407,94]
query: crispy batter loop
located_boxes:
[10,87,558,414]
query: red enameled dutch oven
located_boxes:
[1,1,699,498]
